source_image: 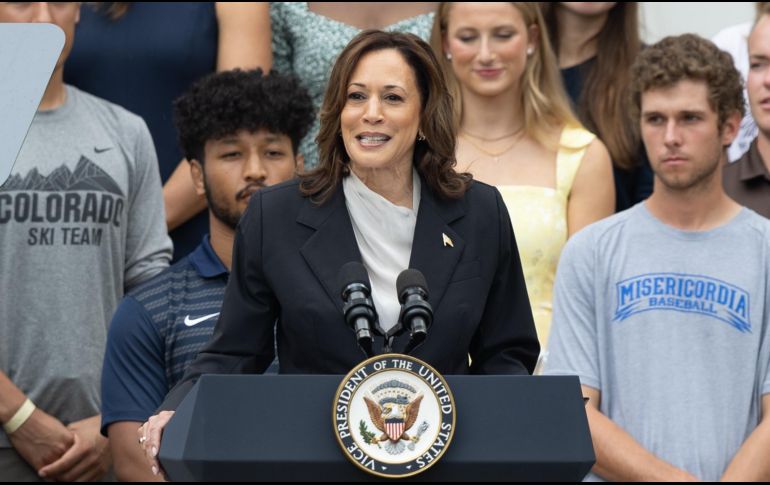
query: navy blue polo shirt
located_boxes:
[100,236,228,435]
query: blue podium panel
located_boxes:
[160,374,594,482]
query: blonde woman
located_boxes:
[432,2,614,353]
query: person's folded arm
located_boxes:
[0,372,74,472]
[583,385,700,482]
[720,394,770,482]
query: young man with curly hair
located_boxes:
[544,34,770,481]
[98,69,314,481]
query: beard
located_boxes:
[654,153,721,193]
[202,176,255,230]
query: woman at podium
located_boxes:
[139,30,539,476]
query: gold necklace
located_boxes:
[459,131,524,163]
[461,128,522,142]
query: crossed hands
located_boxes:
[10,411,110,481]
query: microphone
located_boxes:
[397,269,433,351]
[339,262,377,357]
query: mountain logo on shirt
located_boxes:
[1,156,124,196]
[0,156,125,246]
[613,273,750,333]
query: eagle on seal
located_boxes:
[364,394,423,444]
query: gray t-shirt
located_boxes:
[543,203,770,481]
[0,85,172,447]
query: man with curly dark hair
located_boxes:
[544,34,770,481]
[98,69,314,481]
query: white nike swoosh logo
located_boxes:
[183,313,220,326]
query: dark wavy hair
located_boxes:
[173,68,314,163]
[300,30,471,204]
[630,34,745,128]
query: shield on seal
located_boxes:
[385,418,405,441]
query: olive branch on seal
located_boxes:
[359,420,381,448]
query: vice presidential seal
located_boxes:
[332,354,455,478]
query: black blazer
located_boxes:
[162,177,539,409]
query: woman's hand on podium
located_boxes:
[137,410,175,478]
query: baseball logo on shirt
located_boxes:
[613,272,750,333]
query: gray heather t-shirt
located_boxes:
[0,86,172,447]
[543,203,770,481]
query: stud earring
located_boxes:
[417,131,426,141]
[526,46,534,56]
[445,52,453,61]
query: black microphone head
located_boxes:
[397,269,429,302]
[339,261,371,296]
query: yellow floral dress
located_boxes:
[497,126,594,348]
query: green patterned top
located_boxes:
[271,2,435,168]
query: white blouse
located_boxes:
[343,170,421,332]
